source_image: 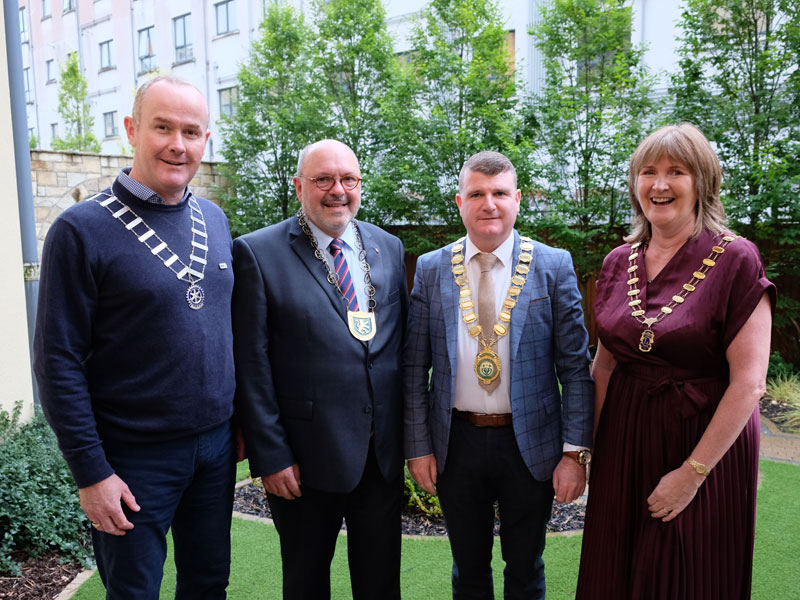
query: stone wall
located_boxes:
[30,150,225,255]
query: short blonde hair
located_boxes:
[626,123,727,244]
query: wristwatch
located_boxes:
[564,449,592,466]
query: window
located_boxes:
[173,14,192,63]
[42,0,51,19]
[99,40,113,70]
[218,86,238,118]
[103,111,119,138]
[19,8,28,43]
[63,0,75,12]
[51,123,58,139]
[138,26,156,73]
[215,0,236,35]
[46,59,55,83]
[23,68,32,103]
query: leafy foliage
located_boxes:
[0,404,91,576]
[367,0,531,255]
[768,351,797,380]
[526,0,657,276]
[219,4,324,236]
[403,466,442,518]
[51,53,101,153]
[670,0,800,363]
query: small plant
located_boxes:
[765,373,800,433]
[767,351,796,381]
[0,403,92,575]
[403,466,442,519]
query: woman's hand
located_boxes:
[647,462,705,522]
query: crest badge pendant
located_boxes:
[348,310,377,341]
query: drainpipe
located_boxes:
[4,0,40,403]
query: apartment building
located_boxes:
[17,0,682,160]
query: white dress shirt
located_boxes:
[453,232,515,414]
[305,218,368,311]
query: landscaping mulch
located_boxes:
[0,551,83,600]
[760,396,797,434]
[233,481,585,535]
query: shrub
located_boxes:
[768,351,796,381]
[766,374,800,433]
[0,403,92,575]
[403,466,442,518]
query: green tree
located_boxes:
[312,0,397,163]
[376,0,526,255]
[670,0,800,361]
[51,53,101,153]
[310,0,401,226]
[671,0,799,237]
[219,4,326,236]
[526,0,656,276]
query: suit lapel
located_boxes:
[439,243,460,378]
[355,224,386,349]
[288,218,349,324]
[509,231,535,362]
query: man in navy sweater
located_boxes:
[33,75,236,599]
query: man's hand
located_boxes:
[408,455,438,495]
[79,474,140,536]
[552,455,587,504]
[262,464,302,500]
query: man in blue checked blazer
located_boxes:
[404,151,594,599]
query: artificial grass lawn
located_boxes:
[71,459,800,599]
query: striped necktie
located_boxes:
[330,238,359,311]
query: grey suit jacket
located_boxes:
[232,216,408,493]
[403,231,593,481]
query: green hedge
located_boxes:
[0,404,92,575]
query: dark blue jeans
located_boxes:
[91,420,235,599]
[437,418,555,600]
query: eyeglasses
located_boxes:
[298,174,362,191]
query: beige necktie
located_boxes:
[476,252,500,393]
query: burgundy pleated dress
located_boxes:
[575,230,775,600]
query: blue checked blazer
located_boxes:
[403,231,594,481]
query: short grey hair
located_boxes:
[458,151,517,192]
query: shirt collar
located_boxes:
[118,167,193,205]
[304,218,358,253]
[465,231,515,267]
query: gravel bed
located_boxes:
[234,482,585,535]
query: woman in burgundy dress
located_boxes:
[576,123,775,599]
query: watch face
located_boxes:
[578,450,592,465]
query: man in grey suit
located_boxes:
[232,139,408,599]
[404,151,594,599]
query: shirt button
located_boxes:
[363,406,372,414]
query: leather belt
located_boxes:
[454,409,512,427]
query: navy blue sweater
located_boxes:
[33,180,235,488]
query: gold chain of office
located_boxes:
[451,236,534,385]
[626,234,736,353]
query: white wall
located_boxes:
[0,6,36,423]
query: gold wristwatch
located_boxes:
[564,450,592,466]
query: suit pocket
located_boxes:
[529,295,549,304]
[280,398,313,420]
